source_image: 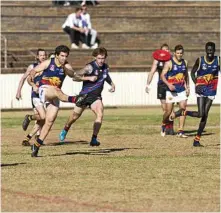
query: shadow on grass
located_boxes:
[184,130,214,137]
[50,147,140,157]
[46,140,89,146]
[1,162,26,167]
[205,143,220,147]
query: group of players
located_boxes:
[16,42,219,157]
[146,42,220,147]
[16,46,115,157]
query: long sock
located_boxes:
[35,138,43,147]
[68,96,76,103]
[161,123,166,132]
[26,134,32,140]
[185,111,200,117]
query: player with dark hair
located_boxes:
[16,48,47,146]
[59,47,115,146]
[29,45,89,157]
[160,44,189,137]
[170,42,220,147]
[146,43,176,135]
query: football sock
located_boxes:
[68,96,76,103]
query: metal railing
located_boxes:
[1,35,7,68]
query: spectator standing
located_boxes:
[62,7,90,49]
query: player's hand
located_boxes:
[168,84,176,91]
[109,84,115,93]
[145,85,151,93]
[16,92,22,100]
[33,86,39,93]
[89,76,98,82]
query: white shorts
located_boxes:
[39,85,60,107]
[166,90,187,103]
[196,94,215,100]
[32,97,44,108]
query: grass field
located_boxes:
[1,106,220,212]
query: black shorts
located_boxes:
[76,94,102,108]
[157,84,167,100]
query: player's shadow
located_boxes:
[46,140,89,146]
[50,147,140,157]
[184,130,215,137]
[1,163,26,167]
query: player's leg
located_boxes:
[22,100,46,145]
[22,97,43,131]
[42,86,87,104]
[177,100,188,138]
[31,101,59,157]
[193,97,213,147]
[59,106,85,141]
[161,103,174,136]
[171,97,206,119]
[90,99,104,146]
[158,84,174,135]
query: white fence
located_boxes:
[1,72,220,109]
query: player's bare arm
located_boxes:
[105,72,115,92]
[16,64,34,100]
[184,60,190,96]
[72,64,98,82]
[161,61,175,91]
[27,72,42,93]
[190,58,200,84]
[29,60,50,81]
[146,59,158,93]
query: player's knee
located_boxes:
[198,110,205,118]
[39,114,46,120]
[96,112,103,122]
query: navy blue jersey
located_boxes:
[39,58,66,88]
[79,61,112,96]
[166,58,187,92]
[195,56,219,96]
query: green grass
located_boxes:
[1,107,220,212]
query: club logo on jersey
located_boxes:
[173,65,178,71]
[49,64,55,71]
[59,68,64,75]
[95,70,99,75]
[202,64,207,70]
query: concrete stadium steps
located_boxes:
[2,16,219,32]
[2,48,219,69]
[1,4,219,17]
[2,31,220,50]
[2,1,219,6]
[1,65,151,74]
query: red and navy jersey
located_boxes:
[195,56,220,96]
[39,58,66,88]
[166,58,187,92]
[31,62,41,98]
[79,61,112,96]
